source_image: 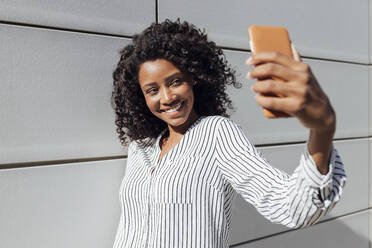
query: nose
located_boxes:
[159,87,175,105]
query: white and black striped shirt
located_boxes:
[113,115,346,248]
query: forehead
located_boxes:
[138,59,181,84]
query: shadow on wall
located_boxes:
[229,202,370,248]
[227,138,368,247]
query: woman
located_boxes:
[111,19,346,248]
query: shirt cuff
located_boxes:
[300,143,347,209]
[301,143,335,187]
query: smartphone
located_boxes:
[248,25,293,118]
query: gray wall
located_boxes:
[0,0,369,247]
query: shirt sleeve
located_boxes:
[214,118,346,228]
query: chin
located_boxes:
[168,118,188,128]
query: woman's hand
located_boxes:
[246,48,336,133]
[246,47,336,174]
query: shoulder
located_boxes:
[193,115,225,134]
[128,137,156,155]
[128,140,137,152]
[200,115,231,126]
[196,115,246,142]
[127,141,138,157]
[205,116,257,154]
[201,115,242,131]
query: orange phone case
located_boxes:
[248,25,293,118]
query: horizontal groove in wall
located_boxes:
[0,155,127,170]
[219,45,370,66]
[0,20,132,39]
[1,136,368,169]
[230,207,372,247]
[0,20,369,66]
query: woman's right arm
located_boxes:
[214,118,346,228]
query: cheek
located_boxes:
[144,97,158,112]
[186,87,195,104]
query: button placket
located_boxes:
[144,150,173,246]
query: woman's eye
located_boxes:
[146,88,158,95]
[170,79,182,86]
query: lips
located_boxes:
[162,101,183,113]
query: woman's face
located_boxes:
[138,59,198,132]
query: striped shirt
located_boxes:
[113,115,346,248]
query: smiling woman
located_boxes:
[111,19,346,248]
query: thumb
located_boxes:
[291,43,302,62]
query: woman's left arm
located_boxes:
[247,48,336,175]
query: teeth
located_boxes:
[165,102,182,113]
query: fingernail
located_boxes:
[246,71,252,79]
[246,57,252,65]
[250,85,254,92]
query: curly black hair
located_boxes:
[112,19,241,146]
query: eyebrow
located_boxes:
[165,72,184,82]
[142,82,158,88]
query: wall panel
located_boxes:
[369,67,372,135]
[230,139,367,245]
[0,0,155,36]
[0,159,126,248]
[225,50,368,145]
[159,0,369,63]
[0,24,128,164]
[369,138,372,207]
[369,0,372,63]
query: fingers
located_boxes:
[247,62,304,82]
[246,51,297,68]
[252,79,308,111]
[255,94,304,114]
[245,47,320,120]
[246,50,307,72]
[251,79,291,97]
[246,47,334,128]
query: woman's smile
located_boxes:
[161,100,183,113]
